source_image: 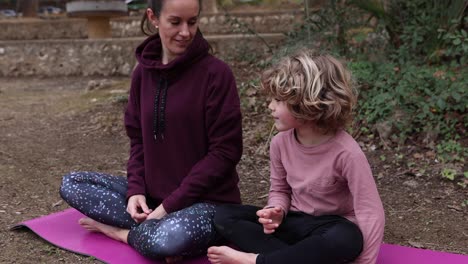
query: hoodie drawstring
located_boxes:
[153,77,168,141]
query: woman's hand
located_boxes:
[256,206,284,234]
[127,194,152,223]
[147,204,168,220]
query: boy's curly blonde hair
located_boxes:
[261,50,357,133]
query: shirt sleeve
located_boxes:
[267,135,292,214]
[162,63,243,213]
[344,153,385,264]
[124,65,146,199]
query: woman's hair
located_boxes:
[261,50,357,133]
[140,0,203,36]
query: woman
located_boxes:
[60,0,243,262]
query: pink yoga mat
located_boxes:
[12,209,468,264]
[12,208,209,264]
[377,244,467,264]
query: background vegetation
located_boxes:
[225,0,468,187]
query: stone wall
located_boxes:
[0,10,301,76]
[0,18,87,40]
[0,38,136,77]
[112,10,304,37]
[0,34,284,77]
[0,10,303,40]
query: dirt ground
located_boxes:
[0,62,467,263]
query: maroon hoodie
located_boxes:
[125,31,242,213]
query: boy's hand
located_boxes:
[256,206,284,234]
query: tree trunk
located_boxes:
[307,0,326,8]
[18,0,39,18]
[304,0,326,17]
[202,0,218,13]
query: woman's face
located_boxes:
[147,0,200,64]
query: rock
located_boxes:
[109,89,127,94]
[86,80,98,91]
[85,79,116,92]
[403,180,419,189]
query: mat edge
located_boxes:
[10,223,108,264]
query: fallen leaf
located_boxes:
[52,200,63,207]
[447,205,462,212]
[433,70,445,79]
[425,151,436,158]
[408,241,425,248]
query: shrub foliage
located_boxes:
[282,0,467,163]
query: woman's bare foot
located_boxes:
[78,217,129,244]
[165,256,183,263]
[207,246,257,264]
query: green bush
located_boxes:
[352,0,468,64]
[434,17,468,65]
[350,62,467,142]
[278,0,467,162]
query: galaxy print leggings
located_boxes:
[59,171,219,259]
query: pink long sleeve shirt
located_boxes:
[268,129,385,264]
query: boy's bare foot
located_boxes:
[207,246,257,264]
[165,256,183,263]
[78,217,129,244]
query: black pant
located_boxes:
[214,204,363,264]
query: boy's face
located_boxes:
[268,98,300,131]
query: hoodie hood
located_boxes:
[135,30,210,141]
[135,30,210,76]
